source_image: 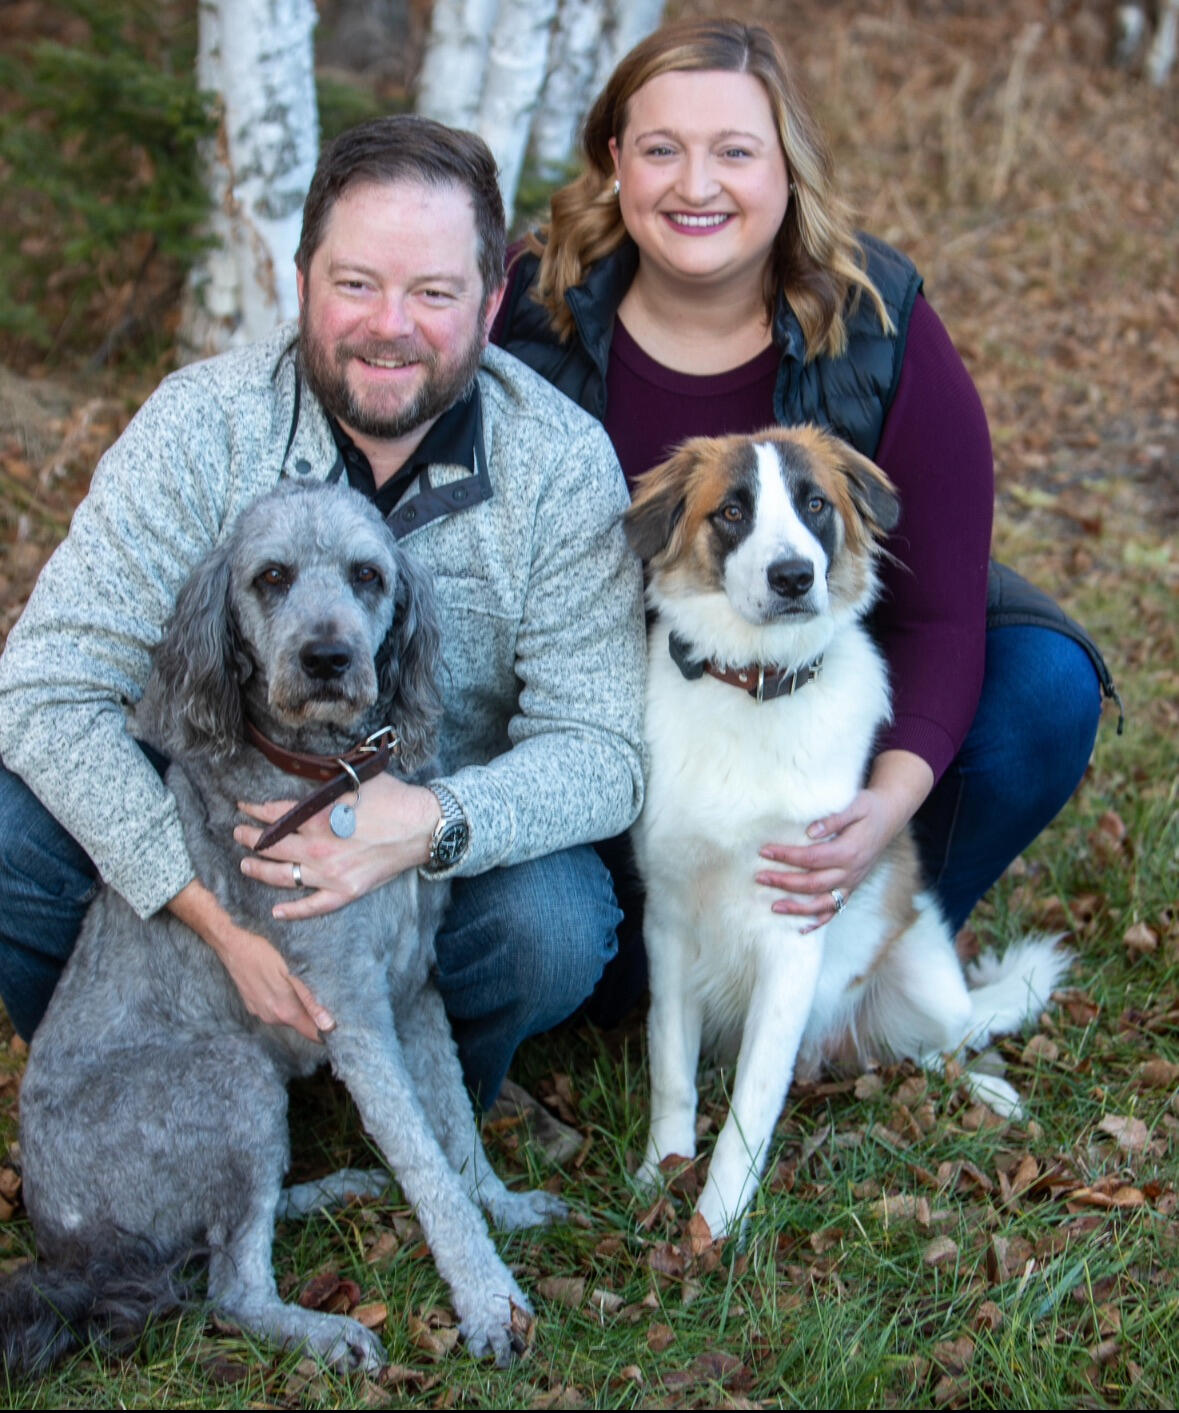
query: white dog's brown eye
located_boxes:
[256,565,291,589]
[720,503,744,523]
[807,495,826,515]
[352,564,382,588]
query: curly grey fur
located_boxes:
[4,482,564,1381]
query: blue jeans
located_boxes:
[0,760,620,1104]
[911,624,1103,933]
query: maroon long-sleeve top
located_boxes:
[495,290,993,784]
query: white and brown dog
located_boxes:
[624,426,1066,1241]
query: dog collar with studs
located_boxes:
[245,721,400,851]
[668,631,823,704]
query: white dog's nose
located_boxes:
[766,556,814,599]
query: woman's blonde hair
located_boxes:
[527,17,892,358]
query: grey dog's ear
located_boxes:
[375,548,443,774]
[146,541,249,759]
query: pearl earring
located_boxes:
[612,179,621,197]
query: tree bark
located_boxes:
[531,0,604,182]
[181,0,320,358]
[476,0,560,222]
[416,0,500,130]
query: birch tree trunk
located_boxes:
[416,0,500,130]
[530,0,605,181]
[181,0,319,358]
[476,0,560,221]
[594,0,663,91]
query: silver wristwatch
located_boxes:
[422,782,469,874]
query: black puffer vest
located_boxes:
[497,233,1121,721]
[496,233,923,459]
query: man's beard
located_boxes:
[299,318,485,442]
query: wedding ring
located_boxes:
[830,888,846,914]
[292,861,303,888]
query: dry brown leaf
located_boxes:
[686,1209,715,1257]
[537,1275,586,1308]
[1021,1034,1059,1063]
[588,1288,624,1316]
[647,1321,676,1352]
[1124,921,1159,954]
[1098,1114,1151,1152]
[923,1235,959,1267]
[364,1229,399,1265]
[973,1300,1004,1331]
[407,1313,459,1359]
[932,1335,975,1373]
[854,1072,883,1099]
[352,1301,388,1329]
[1138,1058,1179,1088]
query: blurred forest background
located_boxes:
[0,1,1177,1408]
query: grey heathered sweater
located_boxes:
[0,324,646,918]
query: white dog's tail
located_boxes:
[963,933,1070,1046]
[950,933,1070,1118]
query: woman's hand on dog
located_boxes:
[755,750,934,928]
[234,774,443,920]
[168,878,335,1042]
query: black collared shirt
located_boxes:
[326,383,491,537]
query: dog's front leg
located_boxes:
[325,1018,531,1366]
[696,931,824,1241]
[398,983,568,1229]
[639,910,705,1187]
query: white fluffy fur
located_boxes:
[633,434,1069,1241]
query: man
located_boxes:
[0,116,645,1105]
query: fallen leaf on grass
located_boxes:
[297,1270,361,1314]
[923,1236,959,1267]
[932,1335,974,1373]
[973,1300,1003,1331]
[1098,1114,1151,1152]
[352,1301,387,1329]
[537,1275,586,1308]
[1021,1034,1059,1063]
[647,1321,676,1352]
[1136,1058,1179,1088]
[408,1313,459,1358]
[686,1210,714,1257]
[1124,921,1159,954]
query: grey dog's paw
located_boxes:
[285,1310,387,1373]
[458,1283,532,1367]
[483,1186,568,1231]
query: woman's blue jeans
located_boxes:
[0,624,1104,1087]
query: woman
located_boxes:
[494,17,1113,967]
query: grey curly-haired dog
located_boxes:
[1,481,564,1376]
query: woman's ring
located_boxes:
[292,861,303,888]
[830,888,846,913]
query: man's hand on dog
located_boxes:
[235,774,442,920]
[756,749,934,929]
[168,878,335,1042]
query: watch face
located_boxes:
[432,821,468,868]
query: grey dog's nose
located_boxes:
[300,639,352,679]
[766,557,814,598]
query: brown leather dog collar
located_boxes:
[668,631,823,703]
[245,721,400,851]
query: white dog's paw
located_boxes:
[458,1282,533,1366]
[962,1069,1024,1119]
[483,1186,568,1230]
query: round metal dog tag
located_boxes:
[329,802,357,838]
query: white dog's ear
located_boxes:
[146,543,247,759]
[838,443,901,537]
[624,444,699,563]
[375,548,443,774]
